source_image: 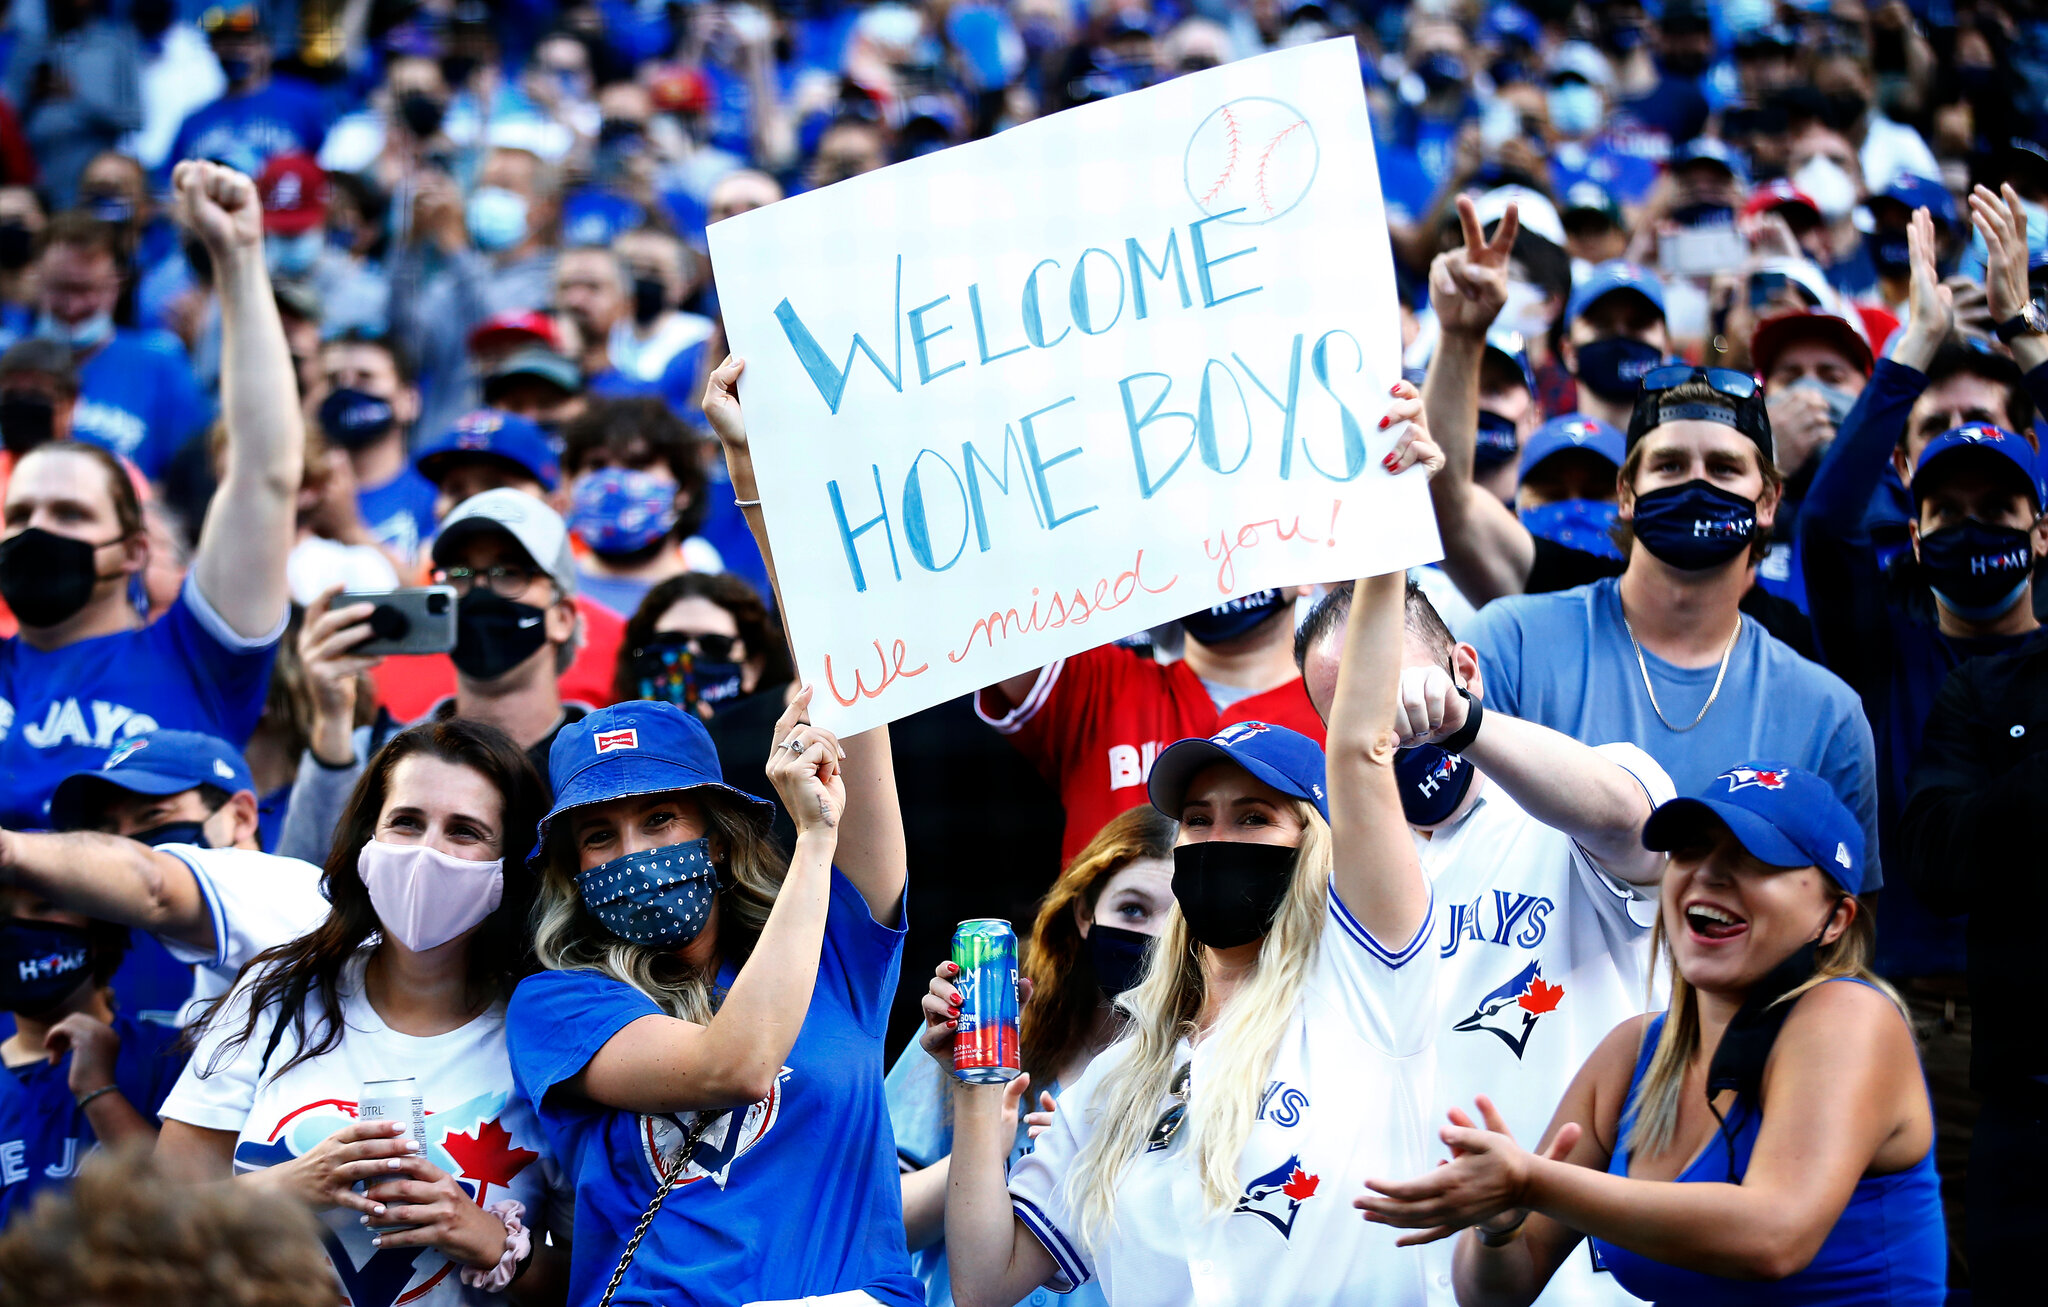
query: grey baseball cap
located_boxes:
[433,487,579,598]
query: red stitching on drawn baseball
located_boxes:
[1254,119,1307,215]
[1199,106,1243,207]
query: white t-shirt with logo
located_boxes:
[1007,884,1438,1307]
[156,845,330,1026]
[161,949,558,1307]
[1415,744,1674,1307]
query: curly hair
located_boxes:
[613,570,794,703]
[0,1144,337,1307]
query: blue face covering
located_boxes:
[1519,498,1623,559]
[1629,480,1758,570]
[1573,337,1663,402]
[1475,410,1520,470]
[576,838,721,948]
[1180,588,1284,645]
[1919,520,2035,619]
[1395,745,1476,827]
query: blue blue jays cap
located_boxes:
[415,409,560,492]
[1913,424,2043,510]
[1642,761,1865,894]
[1518,414,1625,482]
[1567,261,1667,326]
[1147,721,1329,822]
[535,701,773,857]
[1874,174,1958,230]
[49,730,255,831]
[1671,137,1751,187]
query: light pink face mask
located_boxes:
[358,839,505,952]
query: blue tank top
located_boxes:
[1590,992,1945,1306]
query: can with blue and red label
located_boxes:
[951,918,1021,1084]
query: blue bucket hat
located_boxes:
[1642,761,1865,894]
[535,701,773,858]
[1147,721,1329,822]
[50,730,255,832]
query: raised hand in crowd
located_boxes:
[1892,204,1956,372]
[1971,182,2046,372]
[43,1012,156,1150]
[297,584,383,768]
[1354,1096,1583,1249]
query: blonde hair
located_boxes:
[1068,804,1333,1242]
[532,790,786,1021]
[1624,893,1904,1159]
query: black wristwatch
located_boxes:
[1439,687,1484,754]
[1994,301,2048,344]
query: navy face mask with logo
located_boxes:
[1180,589,1285,645]
[576,838,722,948]
[1395,746,1476,827]
[1629,481,1758,570]
[1573,337,1663,402]
[0,919,97,1015]
[1919,520,2034,619]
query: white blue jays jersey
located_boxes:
[1415,744,1673,1307]
[1008,883,1438,1307]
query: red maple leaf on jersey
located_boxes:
[1518,978,1565,1015]
[1282,1167,1320,1201]
[443,1118,538,1204]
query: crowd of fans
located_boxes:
[0,0,2039,1304]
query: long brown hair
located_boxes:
[1019,806,1177,1087]
[196,720,546,1077]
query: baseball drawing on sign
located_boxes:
[1184,97,1320,225]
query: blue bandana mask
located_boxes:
[1629,480,1758,570]
[1519,498,1623,560]
[576,838,721,948]
[570,466,679,557]
[1395,745,1476,827]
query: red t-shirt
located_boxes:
[371,594,627,719]
[975,643,1326,864]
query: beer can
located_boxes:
[357,1077,429,1229]
[951,919,1021,1084]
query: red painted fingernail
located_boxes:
[946,1020,958,1029]
[1378,415,1391,430]
[1389,382,1403,395]
[1382,453,1398,469]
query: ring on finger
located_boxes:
[783,735,806,753]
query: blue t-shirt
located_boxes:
[506,868,919,1307]
[0,1014,188,1226]
[0,575,282,824]
[73,329,211,479]
[1466,577,1883,888]
[164,78,329,178]
[356,466,438,565]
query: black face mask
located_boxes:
[451,589,551,681]
[1918,520,2035,618]
[1087,924,1153,998]
[0,391,56,456]
[0,221,32,270]
[1171,841,1297,949]
[1630,480,1759,570]
[0,527,123,628]
[439,53,479,89]
[631,275,667,327]
[397,91,447,139]
[0,919,97,1017]
[1573,336,1663,401]
[133,820,209,849]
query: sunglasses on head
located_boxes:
[1639,365,1760,401]
[1145,1061,1193,1153]
[1627,366,1774,459]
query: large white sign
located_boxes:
[709,38,1441,734]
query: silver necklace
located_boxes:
[1619,601,1741,733]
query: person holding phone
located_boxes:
[157,718,565,1304]
[278,489,588,866]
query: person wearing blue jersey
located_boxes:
[1360,763,1944,1307]
[23,211,208,478]
[0,160,300,824]
[317,332,436,568]
[0,882,186,1227]
[162,6,326,181]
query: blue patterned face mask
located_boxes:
[575,837,721,948]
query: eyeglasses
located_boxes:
[656,631,741,663]
[1639,365,1760,401]
[435,563,542,599]
[1145,1062,1192,1153]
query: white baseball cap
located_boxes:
[433,487,579,598]
[1475,184,1566,248]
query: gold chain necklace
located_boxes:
[1619,600,1741,733]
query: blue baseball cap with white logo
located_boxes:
[49,730,255,831]
[415,409,561,492]
[1567,261,1667,326]
[1913,424,2043,510]
[1873,174,1958,230]
[1518,414,1625,482]
[536,701,773,857]
[1147,722,1329,822]
[1642,761,1865,894]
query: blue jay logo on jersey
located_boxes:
[1231,1154,1320,1238]
[1453,960,1565,1059]
[639,1067,786,1189]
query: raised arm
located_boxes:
[1424,197,1537,605]
[177,161,301,639]
[703,354,906,920]
[1328,562,1432,946]
[1974,184,2048,376]
[576,690,842,1114]
[0,829,212,955]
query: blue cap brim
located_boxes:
[49,768,208,831]
[1146,739,1328,821]
[1642,797,1809,868]
[533,754,774,863]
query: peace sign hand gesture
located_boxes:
[1431,194,1520,341]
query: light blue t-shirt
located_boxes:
[1465,578,1883,888]
[883,1044,1104,1307]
